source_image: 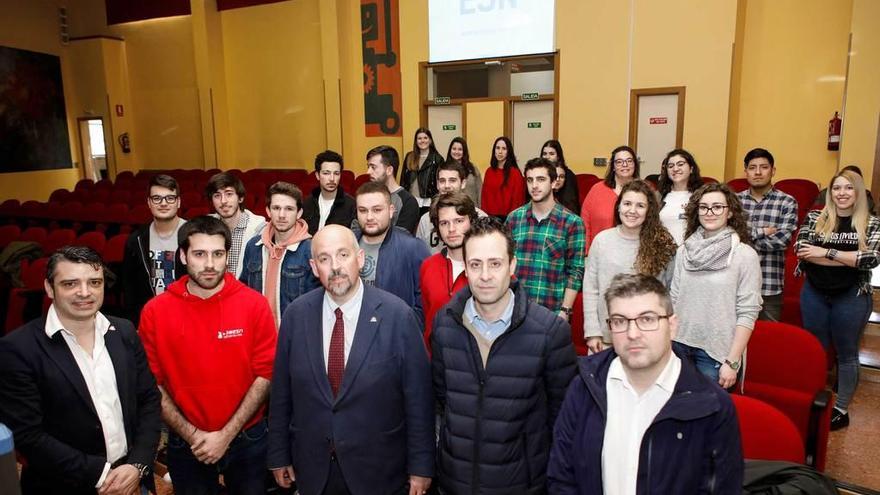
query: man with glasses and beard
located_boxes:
[138,216,277,494]
[122,174,186,324]
[354,180,430,325]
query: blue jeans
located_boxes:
[166,417,269,495]
[800,280,872,410]
[678,343,722,383]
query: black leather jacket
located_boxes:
[400,150,443,199]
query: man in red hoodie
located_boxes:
[419,191,480,346]
[139,215,277,495]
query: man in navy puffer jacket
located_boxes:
[431,217,577,495]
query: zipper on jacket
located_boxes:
[707,448,717,494]
[645,434,653,494]
[472,377,484,493]
[136,235,156,295]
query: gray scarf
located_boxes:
[682,227,737,271]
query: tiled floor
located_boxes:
[823,322,880,491]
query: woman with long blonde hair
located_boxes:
[796,169,880,430]
[582,180,677,353]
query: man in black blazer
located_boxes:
[268,225,434,495]
[0,246,161,495]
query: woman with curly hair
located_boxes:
[671,183,762,388]
[657,148,704,245]
[582,180,677,353]
[401,127,444,212]
[446,136,482,207]
[796,169,880,430]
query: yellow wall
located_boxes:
[556,0,631,173]
[108,16,205,170]
[465,101,506,172]
[840,0,880,187]
[0,0,82,198]
[728,0,852,187]
[630,0,737,180]
[220,0,326,170]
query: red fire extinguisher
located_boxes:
[828,111,841,151]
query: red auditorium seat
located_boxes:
[569,292,587,355]
[726,178,749,192]
[0,225,21,250]
[43,228,77,253]
[781,244,804,326]
[341,170,355,189]
[49,189,72,203]
[94,178,113,191]
[109,190,132,205]
[0,199,20,218]
[732,395,806,464]
[184,206,211,218]
[19,226,48,247]
[741,321,831,470]
[300,175,320,194]
[575,174,601,205]
[776,179,820,225]
[76,231,107,253]
[92,189,111,204]
[5,257,50,334]
[181,191,202,207]
[115,170,135,182]
[701,176,719,184]
[354,174,372,191]
[103,234,128,264]
[128,205,153,226]
[74,179,95,191]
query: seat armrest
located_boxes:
[812,389,831,410]
[805,389,832,468]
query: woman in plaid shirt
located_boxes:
[796,169,880,431]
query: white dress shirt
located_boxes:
[45,305,127,487]
[322,280,364,370]
[602,354,681,495]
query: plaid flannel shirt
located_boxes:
[506,202,585,311]
[738,188,798,295]
[227,210,252,277]
[795,210,880,295]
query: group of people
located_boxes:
[0,129,875,495]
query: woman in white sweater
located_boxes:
[671,183,763,388]
[582,180,677,353]
[657,148,704,245]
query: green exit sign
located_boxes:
[442,124,456,131]
[527,122,542,129]
[434,96,451,105]
[521,92,540,101]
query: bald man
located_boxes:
[267,225,434,495]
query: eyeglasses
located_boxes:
[614,158,635,166]
[697,204,729,216]
[606,314,669,333]
[666,160,688,169]
[149,194,178,205]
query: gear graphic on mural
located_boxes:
[363,64,376,93]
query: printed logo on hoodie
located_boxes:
[217,328,244,340]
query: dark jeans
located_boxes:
[800,281,872,410]
[758,293,783,322]
[166,417,268,495]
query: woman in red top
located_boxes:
[580,145,640,253]
[481,136,525,219]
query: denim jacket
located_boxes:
[239,236,320,324]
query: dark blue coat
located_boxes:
[267,284,434,495]
[355,226,429,325]
[431,283,577,495]
[547,345,743,494]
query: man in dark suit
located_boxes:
[0,246,161,495]
[268,225,434,495]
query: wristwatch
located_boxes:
[825,248,838,260]
[130,463,150,480]
[559,306,573,316]
[724,359,741,371]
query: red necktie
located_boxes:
[328,308,345,396]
